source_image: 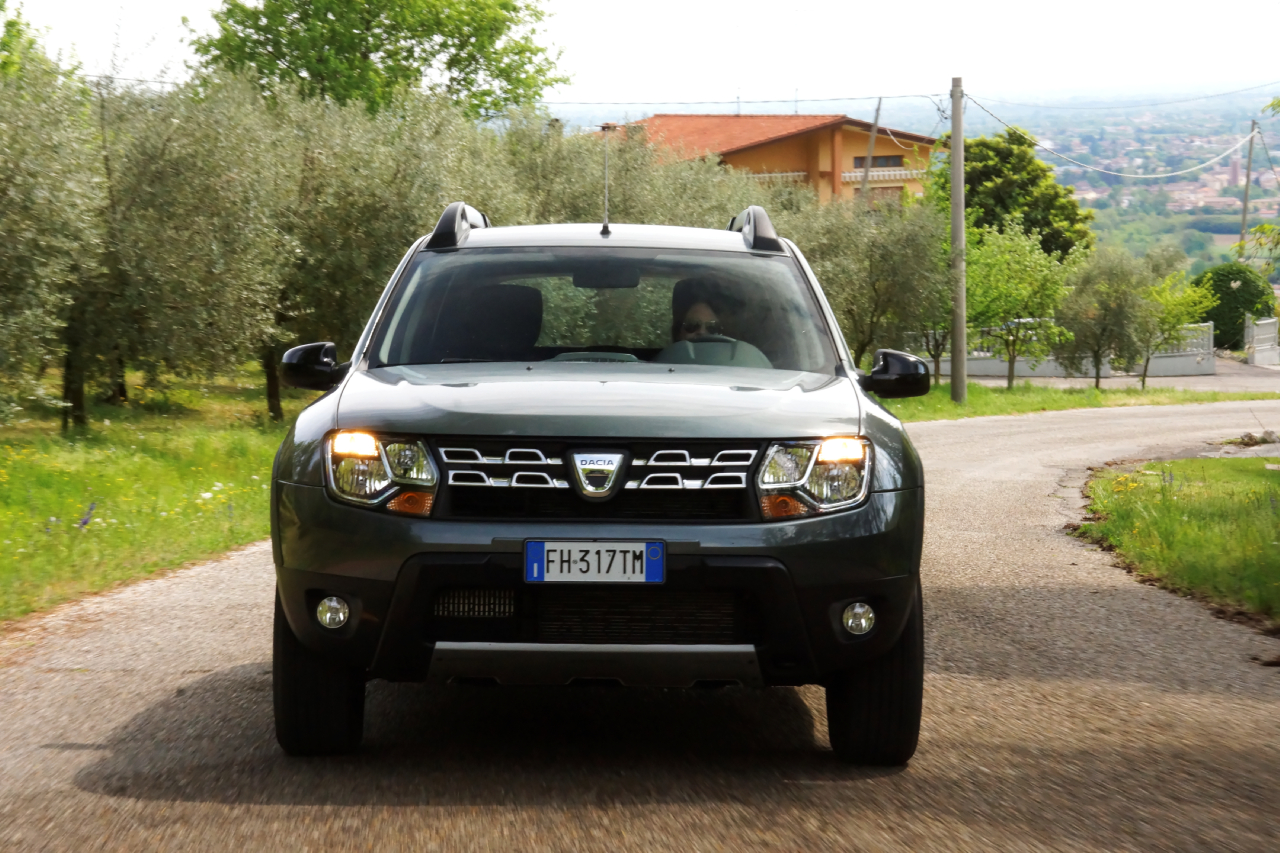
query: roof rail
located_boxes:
[727,205,784,253]
[425,201,491,249]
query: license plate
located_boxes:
[525,541,665,583]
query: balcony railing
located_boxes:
[745,168,926,183]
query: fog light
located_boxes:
[316,596,349,629]
[842,602,874,635]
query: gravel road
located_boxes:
[3,402,1279,852]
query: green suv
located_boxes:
[272,202,930,764]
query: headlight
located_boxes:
[758,437,871,519]
[326,431,438,514]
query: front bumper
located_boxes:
[273,482,923,686]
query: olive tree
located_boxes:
[1054,248,1151,389]
[257,91,526,419]
[793,199,947,367]
[1131,271,1217,390]
[58,78,292,427]
[967,224,1073,389]
[0,29,101,420]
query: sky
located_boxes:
[19,0,1280,125]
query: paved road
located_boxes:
[3,402,1279,852]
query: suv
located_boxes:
[272,203,930,764]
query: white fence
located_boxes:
[929,322,1216,378]
[1245,315,1279,366]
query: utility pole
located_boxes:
[950,77,967,404]
[860,97,882,198]
[1239,119,1257,258]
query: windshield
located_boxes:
[368,247,839,374]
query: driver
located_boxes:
[677,301,722,340]
[671,277,730,342]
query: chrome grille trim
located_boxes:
[440,447,484,463]
[712,449,757,466]
[504,448,551,464]
[648,450,691,466]
[449,470,490,486]
[705,472,747,489]
[640,473,683,489]
[511,471,556,488]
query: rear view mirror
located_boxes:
[858,349,930,399]
[282,342,346,391]
[573,263,640,289]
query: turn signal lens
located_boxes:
[387,490,434,516]
[818,437,865,463]
[761,493,813,519]
[331,432,379,457]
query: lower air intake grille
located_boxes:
[434,588,516,618]
[536,587,747,644]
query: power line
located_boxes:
[971,80,1280,111]
[83,73,181,87]
[535,93,942,107]
[966,95,1256,179]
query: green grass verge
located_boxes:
[1080,458,1280,624]
[0,367,316,625]
[887,381,1280,423]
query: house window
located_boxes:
[853,155,904,169]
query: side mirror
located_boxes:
[858,349,930,399]
[281,342,346,391]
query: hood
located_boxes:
[336,363,862,439]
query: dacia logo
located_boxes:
[569,451,626,501]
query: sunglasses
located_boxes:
[681,319,722,335]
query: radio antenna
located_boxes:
[600,123,615,236]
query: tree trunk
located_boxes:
[1093,353,1103,390]
[61,342,86,431]
[1141,357,1151,391]
[933,353,942,386]
[262,344,283,422]
[61,303,88,431]
[102,351,127,404]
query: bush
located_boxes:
[1191,262,1276,348]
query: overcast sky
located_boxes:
[20,0,1278,111]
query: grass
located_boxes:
[1080,458,1280,625]
[887,381,1280,423]
[0,367,317,625]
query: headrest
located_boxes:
[428,283,543,362]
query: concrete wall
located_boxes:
[933,323,1216,379]
[1246,316,1279,366]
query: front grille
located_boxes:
[430,438,762,522]
[434,588,515,618]
[536,587,749,644]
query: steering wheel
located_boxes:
[684,334,737,344]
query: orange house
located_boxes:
[625,114,937,203]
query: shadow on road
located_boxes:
[72,662,902,807]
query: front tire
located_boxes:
[824,579,924,765]
[273,590,365,756]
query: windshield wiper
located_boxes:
[438,358,496,363]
